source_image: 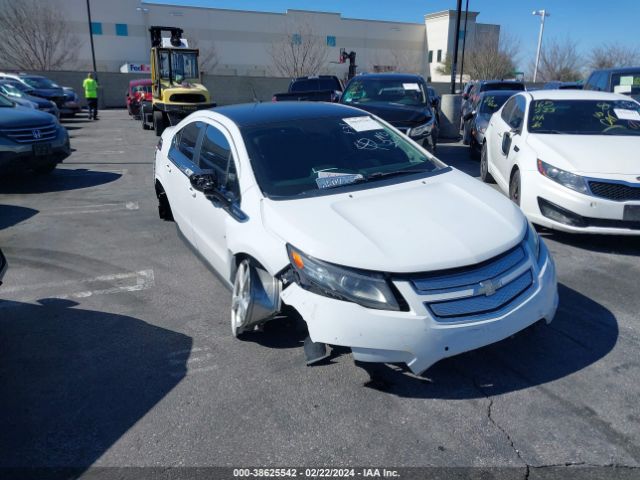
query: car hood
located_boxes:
[527,134,640,175]
[23,94,52,108]
[0,106,57,127]
[344,101,432,126]
[261,169,525,273]
[29,88,64,99]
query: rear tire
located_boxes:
[480,142,495,183]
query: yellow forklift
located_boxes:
[141,26,214,136]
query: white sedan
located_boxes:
[154,102,557,375]
[482,90,640,234]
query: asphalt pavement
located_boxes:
[0,110,639,479]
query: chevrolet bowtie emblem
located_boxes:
[478,279,499,296]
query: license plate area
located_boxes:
[623,205,640,222]
[33,143,52,156]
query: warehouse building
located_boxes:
[48,0,499,82]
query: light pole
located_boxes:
[450,0,463,94]
[532,9,550,83]
[86,0,97,75]
[459,0,470,86]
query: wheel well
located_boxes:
[510,165,520,182]
[154,179,166,198]
[231,253,265,283]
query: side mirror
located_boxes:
[463,111,475,121]
[462,93,469,99]
[190,171,218,195]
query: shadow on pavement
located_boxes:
[0,204,38,230]
[540,230,640,256]
[0,298,192,472]
[0,169,121,194]
[436,143,479,177]
[355,283,618,399]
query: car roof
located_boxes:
[591,66,640,74]
[479,90,521,98]
[129,79,152,86]
[210,102,368,127]
[354,73,425,82]
[480,80,524,85]
[527,90,633,101]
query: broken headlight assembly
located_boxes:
[286,244,404,311]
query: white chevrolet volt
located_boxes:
[154,102,558,374]
[482,90,640,234]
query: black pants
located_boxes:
[87,98,98,119]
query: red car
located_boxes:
[126,79,152,119]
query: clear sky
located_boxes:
[147,0,639,71]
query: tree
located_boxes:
[528,38,582,82]
[587,43,640,70]
[368,49,423,74]
[189,39,219,74]
[0,0,79,71]
[267,21,328,77]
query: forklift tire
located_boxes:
[153,110,166,137]
[141,105,150,130]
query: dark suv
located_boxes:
[460,80,526,132]
[340,73,439,152]
[584,67,640,101]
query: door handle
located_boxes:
[189,187,196,198]
[514,145,520,153]
[165,163,172,172]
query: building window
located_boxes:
[326,35,336,47]
[437,50,442,62]
[91,22,102,35]
[428,50,433,63]
[115,23,128,36]
[291,33,301,45]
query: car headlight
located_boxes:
[525,221,540,261]
[537,159,588,194]
[410,117,434,137]
[286,245,402,311]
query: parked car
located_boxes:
[126,79,153,119]
[461,80,526,132]
[272,75,344,102]
[0,248,6,286]
[0,91,37,110]
[0,80,60,118]
[0,73,66,109]
[154,102,558,374]
[543,81,583,90]
[482,90,640,235]
[427,86,441,122]
[61,87,82,117]
[0,93,71,175]
[461,90,520,158]
[584,67,640,101]
[341,73,439,152]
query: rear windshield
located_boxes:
[22,76,59,89]
[241,115,443,198]
[132,85,152,94]
[290,78,341,93]
[479,94,512,114]
[481,82,525,92]
[528,99,640,135]
[611,71,640,99]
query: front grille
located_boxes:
[589,181,640,202]
[0,123,58,144]
[406,242,533,321]
[169,93,206,103]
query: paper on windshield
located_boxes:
[316,172,364,189]
[342,116,383,132]
[403,83,420,91]
[620,76,634,86]
[614,85,632,94]
[613,108,640,121]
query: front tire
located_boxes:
[231,260,253,338]
[480,142,494,183]
[509,169,521,206]
[153,110,166,137]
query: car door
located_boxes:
[165,121,205,245]
[499,95,527,183]
[190,122,242,280]
[488,96,516,189]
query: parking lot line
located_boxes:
[42,201,139,215]
[0,269,154,301]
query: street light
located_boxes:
[532,9,550,83]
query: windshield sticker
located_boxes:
[403,83,421,91]
[342,116,384,132]
[620,76,634,86]
[316,173,363,189]
[614,108,640,121]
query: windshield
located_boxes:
[241,115,444,198]
[7,81,29,92]
[528,99,640,136]
[479,94,511,115]
[0,84,23,97]
[0,93,15,107]
[611,71,640,100]
[291,78,341,93]
[342,79,427,106]
[132,85,152,94]
[172,51,198,81]
[22,76,59,89]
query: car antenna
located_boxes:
[251,85,260,103]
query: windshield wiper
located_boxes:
[365,168,431,180]
[531,129,564,134]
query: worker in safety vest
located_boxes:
[83,72,99,120]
